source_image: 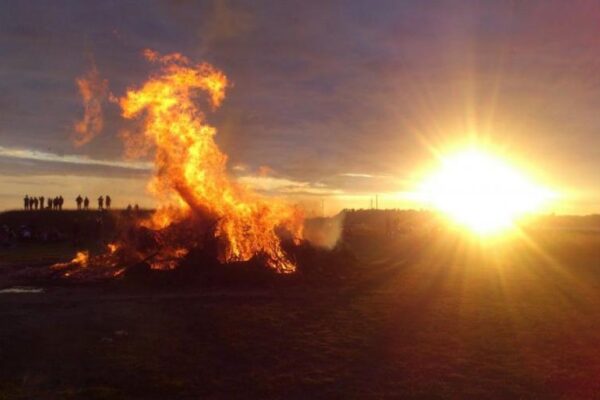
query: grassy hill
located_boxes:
[0,210,151,265]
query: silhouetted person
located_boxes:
[32,197,38,210]
[134,204,139,213]
[105,195,111,210]
[53,197,59,210]
[84,197,90,210]
[39,196,45,210]
[76,195,83,210]
[24,195,29,210]
[98,196,104,210]
[47,197,53,209]
[58,196,64,210]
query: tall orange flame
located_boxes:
[73,63,108,147]
[118,50,303,272]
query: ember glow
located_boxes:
[117,50,303,272]
[107,243,119,254]
[51,250,89,272]
[71,251,90,267]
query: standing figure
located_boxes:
[105,195,112,210]
[24,195,29,210]
[47,196,53,209]
[98,196,104,210]
[84,197,90,210]
[32,197,38,210]
[53,197,59,210]
[58,196,64,210]
[39,196,45,210]
[76,195,83,210]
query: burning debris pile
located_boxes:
[45,222,356,286]
[53,50,308,282]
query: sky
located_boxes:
[2,0,600,214]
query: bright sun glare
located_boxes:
[416,149,555,234]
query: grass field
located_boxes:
[0,210,146,265]
[1,215,600,399]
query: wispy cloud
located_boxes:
[0,146,151,171]
[238,175,343,196]
[338,173,396,179]
[339,173,375,178]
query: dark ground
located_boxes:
[1,211,600,399]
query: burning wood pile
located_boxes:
[43,50,355,285]
[43,215,356,286]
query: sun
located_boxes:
[416,149,555,234]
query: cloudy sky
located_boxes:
[2,0,600,213]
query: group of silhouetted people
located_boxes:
[24,195,63,210]
[23,194,113,211]
[76,195,111,210]
[75,195,91,210]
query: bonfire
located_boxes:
[57,50,304,278]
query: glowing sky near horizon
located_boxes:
[1,1,599,214]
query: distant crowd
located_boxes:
[23,195,115,211]
[23,195,65,210]
[22,194,142,213]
